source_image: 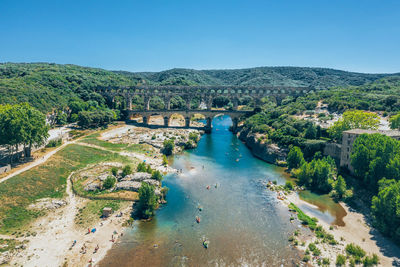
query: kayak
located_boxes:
[203,240,209,249]
[196,216,201,223]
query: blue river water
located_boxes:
[100,115,304,266]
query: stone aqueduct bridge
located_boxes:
[97,85,314,133]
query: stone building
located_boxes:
[340,129,400,172]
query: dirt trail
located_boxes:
[12,172,78,267]
[0,140,75,184]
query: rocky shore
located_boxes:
[238,129,287,164]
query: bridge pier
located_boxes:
[143,116,149,126]
[164,116,169,127]
[126,97,132,110]
[144,96,150,111]
[185,117,190,127]
[231,117,239,133]
[205,117,212,133]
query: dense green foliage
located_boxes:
[328,110,380,141]
[0,63,140,112]
[151,170,163,182]
[333,175,347,200]
[122,165,133,177]
[137,182,157,219]
[77,109,116,128]
[162,139,174,155]
[390,112,400,130]
[103,176,116,189]
[297,156,336,193]
[371,179,400,244]
[320,76,400,112]
[351,134,400,190]
[131,67,387,87]
[0,103,49,160]
[287,146,305,169]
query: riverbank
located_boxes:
[1,121,202,266]
[275,189,400,266]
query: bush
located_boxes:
[103,176,116,189]
[111,167,118,176]
[363,254,379,266]
[46,138,62,148]
[162,139,174,156]
[284,181,294,190]
[137,162,147,172]
[151,170,163,182]
[346,243,366,258]
[287,146,305,169]
[336,254,346,266]
[122,165,132,177]
[302,255,310,262]
[137,182,157,219]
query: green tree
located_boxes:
[162,139,174,156]
[287,146,305,169]
[0,103,49,160]
[334,175,347,199]
[371,179,400,243]
[137,162,147,172]
[151,170,163,182]
[328,110,380,141]
[351,134,400,190]
[137,182,157,219]
[103,176,116,189]
[298,157,335,193]
[304,124,317,139]
[122,165,132,177]
[146,164,153,174]
[111,167,118,176]
[390,113,400,130]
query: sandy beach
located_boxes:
[284,192,400,266]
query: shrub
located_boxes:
[336,254,346,266]
[346,243,366,258]
[287,146,305,169]
[103,176,116,189]
[137,162,147,172]
[122,165,132,177]
[151,170,163,181]
[302,255,310,262]
[111,167,118,176]
[162,139,174,155]
[284,181,294,190]
[137,182,157,219]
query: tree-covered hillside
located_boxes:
[0,63,398,113]
[129,67,391,88]
[0,63,140,112]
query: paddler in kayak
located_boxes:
[196,216,200,223]
[203,239,209,249]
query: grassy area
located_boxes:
[0,238,22,253]
[289,202,318,230]
[74,199,123,228]
[80,132,153,154]
[0,144,132,234]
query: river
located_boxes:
[100,115,342,266]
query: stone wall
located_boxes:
[323,142,341,163]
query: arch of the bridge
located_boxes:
[98,85,314,111]
[128,110,246,133]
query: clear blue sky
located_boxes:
[1,0,399,73]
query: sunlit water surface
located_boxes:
[100,116,327,266]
